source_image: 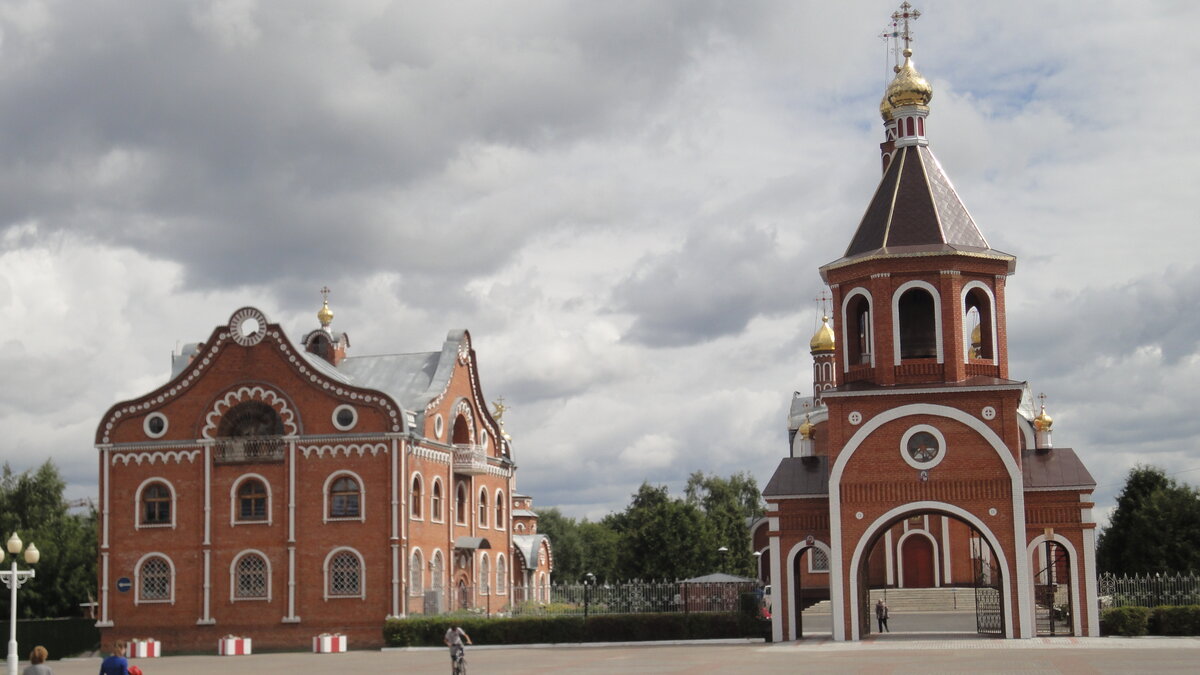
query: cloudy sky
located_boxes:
[1,0,1197,527]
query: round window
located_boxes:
[900,425,947,470]
[434,414,445,439]
[332,405,357,431]
[144,412,169,439]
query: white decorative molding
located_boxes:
[228,307,269,346]
[112,449,202,466]
[134,477,177,530]
[201,384,299,439]
[870,272,891,279]
[961,281,999,366]
[299,442,388,459]
[840,287,875,372]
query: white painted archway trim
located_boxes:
[960,281,998,365]
[850,502,1014,638]
[784,540,834,641]
[895,528,941,588]
[840,287,875,371]
[1026,534,1082,637]
[828,403,1031,641]
[891,280,944,364]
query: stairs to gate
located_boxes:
[803,587,975,614]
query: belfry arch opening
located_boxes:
[897,288,937,360]
[963,288,994,361]
[845,293,872,366]
[854,509,1005,639]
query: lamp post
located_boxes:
[717,546,729,574]
[0,533,39,675]
[583,573,595,619]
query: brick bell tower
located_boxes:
[763,4,1098,643]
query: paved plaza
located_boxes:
[41,635,1200,674]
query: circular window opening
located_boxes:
[900,425,947,470]
[144,412,168,439]
[434,414,445,439]
[332,405,358,431]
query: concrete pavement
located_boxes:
[40,635,1200,674]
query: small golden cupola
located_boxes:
[304,286,350,367]
[885,48,933,110]
[1034,397,1054,450]
[810,315,836,353]
[317,291,335,330]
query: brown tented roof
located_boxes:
[763,456,829,497]
[1022,448,1096,490]
[826,145,1014,271]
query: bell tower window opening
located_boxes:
[897,287,937,360]
[844,292,873,367]
[964,287,994,361]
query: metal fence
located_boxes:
[412,580,762,618]
[1098,572,1200,608]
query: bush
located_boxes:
[1101,607,1150,636]
[1150,606,1200,636]
[383,612,763,647]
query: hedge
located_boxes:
[1100,605,1200,637]
[384,612,768,647]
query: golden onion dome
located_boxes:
[317,299,334,326]
[810,316,836,353]
[798,414,815,440]
[970,323,982,346]
[879,91,895,122]
[885,49,933,110]
[1034,405,1054,432]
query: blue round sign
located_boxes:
[116,577,132,593]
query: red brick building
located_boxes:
[761,37,1098,641]
[94,300,552,651]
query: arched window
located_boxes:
[431,550,444,591]
[233,552,269,600]
[237,479,268,521]
[496,553,507,594]
[452,415,472,445]
[898,287,937,359]
[495,490,506,530]
[327,550,362,598]
[845,292,872,366]
[218,401,285,437]
[410,550,424,596]
[328,475,361,519]
[480,554,490,594]
[138,555,172,603]
[478,487,489,528]
[964,286,994,360]
[455,482,467,525]
[410,474,423,519]
[431,479,443,522]
[515,522,526,532]
[141,481,172,526]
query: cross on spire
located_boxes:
[320,286,331,303]
[882,2,921,70]
[814,289,832,319]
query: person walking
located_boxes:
[875,598,890,633]
[98,640,129,675]
[23,646,52,675]
[444,625,473,674]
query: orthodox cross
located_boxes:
[320,285,331,303]
[881,2,921,70]
[814,289,832,323]
[1038,392,1048,408]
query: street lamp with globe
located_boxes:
[0,533,39,675]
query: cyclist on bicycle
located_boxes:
[444,625,473,672]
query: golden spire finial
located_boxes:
[317,286,334,327]
[1034,393,1054,432]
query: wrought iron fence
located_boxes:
[410,580,762,618]
[1098,572,1200,608]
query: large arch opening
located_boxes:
[963,286,994,361]
[897,288,937,360]
[786,543,833,640]
[1028,535,1079,637]
[855,508,1005,639]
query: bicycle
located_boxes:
[451,643,467,674]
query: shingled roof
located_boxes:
[823,145,1014,272]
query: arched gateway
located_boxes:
[760,4,1099,642]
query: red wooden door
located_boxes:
[902,536,935,588]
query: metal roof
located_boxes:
[762,456,829,497]
[511,534,550,569]
[453,536,492,550]
[338,351,441,411]
[1022,448,1096,490]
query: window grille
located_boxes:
[236,554,268,599]
[481,555,490,594]
[330,476,360,518]
[141,557,170,601]
[409,551,423,596]
[810,547,830,572]
[329,552,361,597]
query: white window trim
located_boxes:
[900,424,948,470]
[143,412,169,439]
[229,549,272,602]
[430,478,444,524]
[230,473,273,527]
[134,552,176,606]
[494,489,506,531]
[891,280,945,364]
[331,404,358,431]
[840,287,875,371]
[324,547,366,601]
[455,482,468,526]
[960,281,999,365]
[409,548,424,597]
[410,472,424,521]
[496,553,507,595]
[134,477,176,530]
[480,552,490,595]
[431,549,445,592]
[323,470,366,523]
[478,487,490,529]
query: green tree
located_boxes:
[685,471,764,577]
[0,461,97,618]
[606,483,718,580]
[533,508,621,582]
[1097,465,1200,574]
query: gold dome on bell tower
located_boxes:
[810,315,836,353]
[885,48,933,112]
[317,286,334,328]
